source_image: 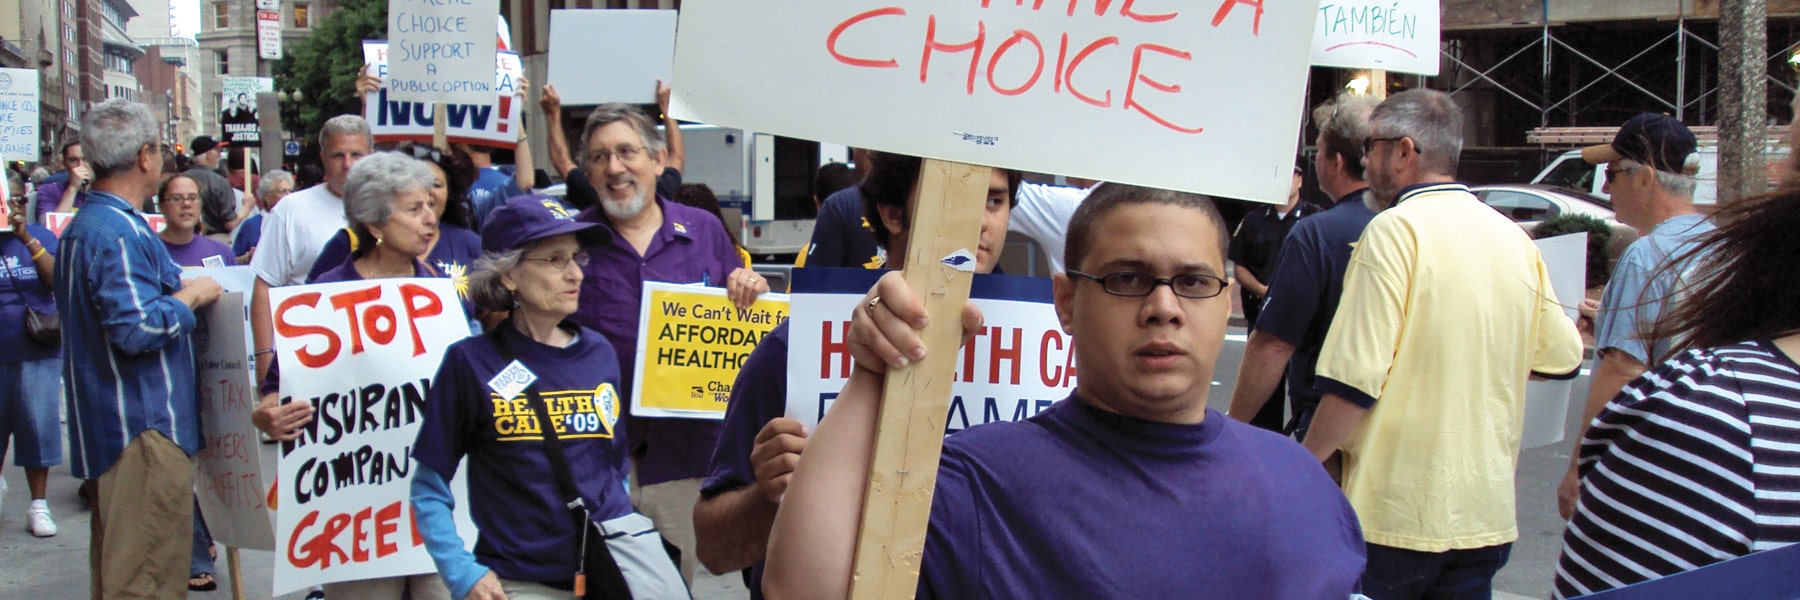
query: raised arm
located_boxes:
[538,84,577,180]
[509,77,535,193]
[658,80,685,172]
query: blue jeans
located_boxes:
[1363,542,1513,600]
[0,357,63,468]
[191,498,215,577]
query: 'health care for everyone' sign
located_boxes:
[269,278,475,594]
[1309,0,1440,76]
[363,41,523,148]
[785,269,1073,432]
[190,269,279,551]
[0,68,40,160]
[671,0,1318,204]
[385,0,499,105]
[633,282,788,419]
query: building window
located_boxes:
[294,4,309,28]
[214,3,229,29]
[217,50,229,75]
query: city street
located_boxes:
[0,325,1584,599]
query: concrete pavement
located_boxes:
[1,326,1585,598]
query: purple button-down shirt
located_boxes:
[573,197,741,486]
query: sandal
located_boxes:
[189,573,217,592]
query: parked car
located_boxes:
[1471,184,1639,264]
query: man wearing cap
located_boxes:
[185,137,241,237]
[1555,113,1714,519]
[1227,159,1314,432]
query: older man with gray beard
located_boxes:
[568,103,769,593]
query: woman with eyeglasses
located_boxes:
[251,151,455,599]
[410,196,685,600]
[306,144,484,320]
[0,171,63,541]
[157,174,238,269]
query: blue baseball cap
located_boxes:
[480,195,605,254]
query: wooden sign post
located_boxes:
[847,159,991,599]
[432,103,449,150]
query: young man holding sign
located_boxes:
[763,184,1365,598]
[568,103,769,590]
[693,152,1018,596]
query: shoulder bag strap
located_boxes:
[487,326,633,599]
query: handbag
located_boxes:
[2,249,59,347]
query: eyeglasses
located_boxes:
[587,145,647,165]
[521,252,591,270]
[161,194,200,205]
[1362,137,1408,154]
[1066,270,1230,299]
[1605,166,1635,183]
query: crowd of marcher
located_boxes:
[1,70,1797,600]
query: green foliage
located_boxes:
[1531,213,1613,289]
[272,0,387,139]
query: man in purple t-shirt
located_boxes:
[763,184,1366,599]
[567,102,768,592]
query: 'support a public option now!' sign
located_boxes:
[633,282,789,419]
[269,278,475,594]
[1309,0,1440,76]
[363,41,524,148]
[671,0,1318,205]
[785,269,1073,432]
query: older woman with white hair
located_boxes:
[410,195,685,600]
[251,151,454,599]
[230,168,295,261]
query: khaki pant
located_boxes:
[631,476,704,591]
[91,430,195,599]
[321,574,451,600]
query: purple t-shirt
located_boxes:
[918,398,1366,598]
[0,225,60,362]
[571,197,740,486]
[413,323,634,584]
[700,320,789,598]
[161,234,236,269]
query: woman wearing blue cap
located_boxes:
[410,195,685,600]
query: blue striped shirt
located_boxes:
[53,191,202,479]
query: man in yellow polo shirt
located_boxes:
[1302,89,1584,598]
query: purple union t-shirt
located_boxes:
[572,197,741,486]
[918,398,1367,598]
[161,234,236,269]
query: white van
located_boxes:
[1531,145,1788,205]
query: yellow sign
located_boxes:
[632,282,789,419]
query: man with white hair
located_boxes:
[1555,113,1714,519]
[1304,89,1584,598]
[230,168,296,261]
[53,98,223,598]
[248,115,372,383]
[569,103,769,592]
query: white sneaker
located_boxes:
[27,504,56,537]
[0,478,8,519]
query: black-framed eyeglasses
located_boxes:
[1067,270,1230,299]
[520,252,591,270]
[587,145,647,165]
[1604,165,1635,183]
[160,194,200,205]
[1362,137,1408,154]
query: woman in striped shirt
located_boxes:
[1552,187,1800,597]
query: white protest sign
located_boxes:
[44,211,164,236]
[786,269,1072,432]
[385,0,499,105]
[1310,0,1440,76]
[0,69,40,160]
[1,154,10,233]
[269,278,475,594]
[187,268,277,550]
[1522,232,1586,449]
[548,9,676,105]
[221,77,275,145]
[363,41,523,148]
[671,0,1318,204]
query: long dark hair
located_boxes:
[1649,190,1800,362]
[396,143,474,229]
[675,183,742,250]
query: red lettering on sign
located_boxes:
[1064,0,1114,18]
[920,15,986,94]
[375,502,403,558]
[275,292,340,369]
[400,283,445,357]
[827,6,905,68]
[1125,43,1204,134]
[989,327,1023,385]
[986,30,1045,96]
[820,321,853,379]
[286,510,352,569]
[1120,0,1178,23]
[1039,330,1064,387]
[1210,0,1264,35]
[351,506,374,562]
[1064,36,1118,108]
[285,501,419,570]
[328,286,384,355]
